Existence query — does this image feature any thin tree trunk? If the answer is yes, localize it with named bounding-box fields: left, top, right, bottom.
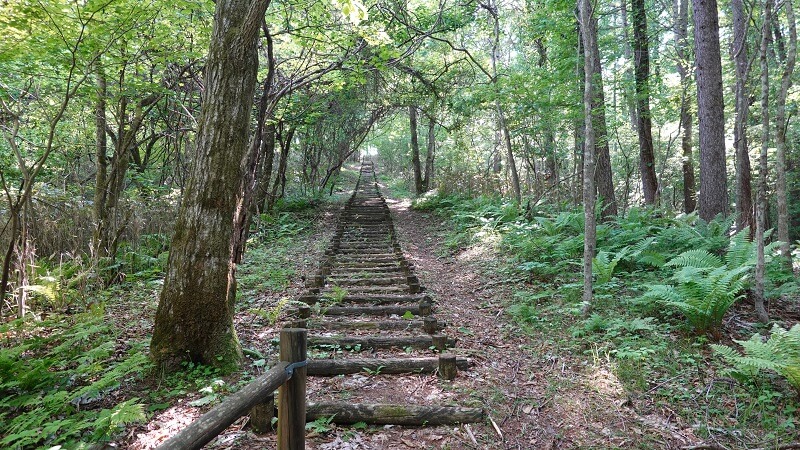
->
left=632, top=0, right=659, bottom=205
left=675, top=0, right=696, bottom=213
left=621, top=0, right=639, bottom=131
left=693, top=0, right=729, bottom=221
left=754, top=0, right=771, bottom=324
left=589, top=23, right=618, bottom=219
left=579, top=0, right=598, bottom=315
left=268, top=124, right=292, bottom=211
left=409, top=106, right=424, bottom=194
left=732, top=0, right=754, bottom=232
left=423, top=116, right=435, bottom=191
left=776, top=0, right=796, bottom=262
left=575, top=18, right=586, bottom=206
left=151, top=0, right=270, bottom=371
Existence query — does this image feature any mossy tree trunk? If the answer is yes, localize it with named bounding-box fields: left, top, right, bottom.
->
left=151, top=0, right=270, bottom=371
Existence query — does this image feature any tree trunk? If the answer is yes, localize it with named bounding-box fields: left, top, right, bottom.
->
left=423, top=115, right=435, bottom=191
left=499, top=108, right=521, bottom=203
left=409, top=106, right=424, bottom=194
left=776, top=0, right=796, bottom=262
left=621, top=0, right=639, bottom=131
left=574, top=18, right=586, bottom=206
left=92, top=67, right=110, bottom=258
left=754, top=0, right=771, bottom=324
left=732, top=0, right=754, bottom=232
left=151, top=0, right=269, bottom=371
left=675, top=0, right=696, bottom=213
left=693, top=0, right=729, bottom=221
left=588, top=18, right=618, bottom=219
left=579, top=0, right=598, bottom=315
left=632, top=0, right=659, bottom=205
left=268, top=124, right=293, bottom=210
left=256, top=122, right=277, bottom=211
left=486, top=0, right=521, bottom=203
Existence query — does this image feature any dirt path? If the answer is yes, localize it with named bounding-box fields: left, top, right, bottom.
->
left=383, top=191, right=701, bottom=449
left=128, top=165, right=697, bottom=449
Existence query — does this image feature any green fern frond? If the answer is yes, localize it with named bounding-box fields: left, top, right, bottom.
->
left=666, top=249, right=723, bottom=269
left=714, top=325, right=800, bottom=392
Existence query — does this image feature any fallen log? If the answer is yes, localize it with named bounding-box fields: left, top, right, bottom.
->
left=306, top=334, right=455, bottom=350
left=306, top=402, right=485, bottom=425
left=307, top=356, right=470, bottom=375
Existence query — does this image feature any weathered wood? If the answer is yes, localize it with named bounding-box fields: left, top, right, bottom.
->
left=308, top=318, right=445, bottom=332
left=249, top=394, right=274, bottom=434
left=320, top=304, right=422, bottom=316
left=154, top=362, right=290, bottom=450
left=431, top=334, right=449, bottom=350
left=307, top=357, right=470, bottom=375
left=438, top=354, right=458, bottom=380
left=419, top=301, right=432, bottom=316
left=306, top=402, right=485, bottom=425
left=307, top=334, right=455, bottom=350
left=278, top=329, right=306, bottom=450
left=423, top=317, right=438, bottom=334
left=325, top=276, right=408, bottom=286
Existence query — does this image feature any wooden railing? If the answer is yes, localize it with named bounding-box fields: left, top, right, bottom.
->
left=155, top=328, right=307, bottom=450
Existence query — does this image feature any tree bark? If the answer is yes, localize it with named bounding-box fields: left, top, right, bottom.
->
left=423, top=115, right=435, bottom=191
left=693, top=0, right=729, bottom=221
left=775, top=0, right=796, bottom=262
left=487, top=0, right=521, bottom=203
left=151, top=0, right=270, bottom=371
left=579, top=0, right=598, bottom=315
left=732, top=0, right=754, bottom=232
left=632, top=0, right=659, bottom=205
left=754, top=0, right=771, bottom=324
left=588, top=15, right=617, bottom=219
left=574, top=18, right=586, bottom=206
left=409, top=106, right=424, bottom=194
left=675, top=0, right=696, bottom=213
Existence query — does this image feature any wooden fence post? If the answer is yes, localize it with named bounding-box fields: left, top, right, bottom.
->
left=278, top=328, right=307, bottom=450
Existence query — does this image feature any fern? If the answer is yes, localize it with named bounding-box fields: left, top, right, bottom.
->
left=643, top=263, right=749, bottom=338
left=593, top=246, right=629, bottom=284
left=92, top=398, right=146, bottom=440
left=712, top=324, right=800, bottom=392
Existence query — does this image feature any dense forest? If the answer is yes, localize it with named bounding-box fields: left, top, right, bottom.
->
left=1, top=0, right=800, bottom=448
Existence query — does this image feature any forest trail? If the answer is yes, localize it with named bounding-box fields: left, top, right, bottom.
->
left=271, top=162, right=699, bottom=449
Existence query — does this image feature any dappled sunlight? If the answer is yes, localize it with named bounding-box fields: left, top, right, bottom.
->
left=129, top=406, right=201, bottom=450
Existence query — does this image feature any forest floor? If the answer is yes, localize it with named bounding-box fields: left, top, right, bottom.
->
left=113, top=164, right=798, bottom=450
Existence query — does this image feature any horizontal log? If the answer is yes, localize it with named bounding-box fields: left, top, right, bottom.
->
left=307, top=357, right=470, bottom=375
left=325, top=276, right=407, bottom=286
left=320, top=304, right=423, bottom=316
left=332, top=293, right=430, bottom=304
left=155, top=362, right=290, bottom=450
left=322, top=286, right=410, bottom=295
left=306, top=334, right=456, bottom=350
left=306, top=402, right=485, bottom=426
left=307, top=318, right=443, bottom=332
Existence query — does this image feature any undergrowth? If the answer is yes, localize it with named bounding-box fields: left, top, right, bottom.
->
left=413, top=193, right=800, bottom=447
left=0, top=309, right=151, bottom=448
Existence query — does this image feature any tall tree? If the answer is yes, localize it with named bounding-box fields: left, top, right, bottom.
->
left=693, top=0, right=729, bottom=221
left=754, top=0, right=771, bottom=323
left=151, top=0, right=270, bottom=370
left=579, top=0, right=598, bottom=314
left=632, top=0, right=659, bottom=204
left=485, top=0, right=521, bottom=203
left=732, top=0, right=754, bottom=231
left=587, top=12, right=617, bottom=218
left=409, top=106, right=425, bottom=194
left=675, top=0, right=696, bottom=212
left=775, top=0, right=796, bottom=262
